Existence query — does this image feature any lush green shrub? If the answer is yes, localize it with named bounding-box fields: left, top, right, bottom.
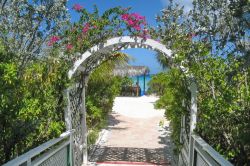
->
left=152, top=1, right=250, bottom=164
left=0, top=44, right=127, bottom=164
left=147, top=72, right=170, bottom=96
left=86, top=61, right=123, bottom=131
left=121, top=76, right=133, bottom=88
left=0, top=46, right=69, bottom=163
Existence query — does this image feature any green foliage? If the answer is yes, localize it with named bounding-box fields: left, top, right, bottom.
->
left=0, top=47, right=69, bottom=163
left=0, top=47, right=127, bottom=164
left=0, top=0, right=69, bottom=66
left=121, top=76, right=133, bottom=88
left=153, top=1, right=250, bottom=164
left=87, top=129, right=100, bottom=148
left=193, top=57, right=250, bottom=164
left=147, top=72, right=170, bottom=96
left=86, top=61, right=123, bottom=128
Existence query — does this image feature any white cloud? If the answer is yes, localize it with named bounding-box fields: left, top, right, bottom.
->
left=160, top=0, right=193, bottom=12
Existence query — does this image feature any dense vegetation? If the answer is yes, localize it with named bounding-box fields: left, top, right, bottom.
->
left=0, top=44, right=127, bottom=163
left=0, top=45, right=69, bottom=163
left=148, top=0, right=250, bottom=165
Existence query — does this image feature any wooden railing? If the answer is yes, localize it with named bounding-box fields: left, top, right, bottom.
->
left=179, top=115, right=233, bottom=166
left=189, top=134, right=233, bottom=166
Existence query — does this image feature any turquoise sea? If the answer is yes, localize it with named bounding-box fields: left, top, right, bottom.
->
left=131, top=75, right=152, bottom=95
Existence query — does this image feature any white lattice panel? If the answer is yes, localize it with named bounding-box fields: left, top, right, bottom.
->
left=39, top=146, right=68, bottom=166
left=196, top=152, right=209, bottom=166
left=67, top=83, right=84, bottom=166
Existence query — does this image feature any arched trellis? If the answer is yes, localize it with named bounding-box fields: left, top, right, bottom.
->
left=66, top=36, right=197, bottom=166
left=68, top=36, right=174, bottom=78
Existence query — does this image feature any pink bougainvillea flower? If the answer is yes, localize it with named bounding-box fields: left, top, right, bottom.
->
left=50, top=36, right=60, bottom=42
left=73, top=4, right=83, bottom=11
left=48, top=41, right=53, bottom=46
left=121, top=14, right=129, bottom=20
left=140, top=16, right=146, bottom=20
left=82, top=23, right=90, bottom=33
left=66, top=44, right=73, bottom=50
left=131, top=13, right=145, bottom=21
left=121, top=12, right=147, bottom=31
left=132, top=19, right=140, bottom=25
left=134, top=25, right=141, bottom=31
left=121, top=12, right=147, bottom=32
left=82, top=27, right=89, bottom=33
left=47, top=36, right=60, bottom=46
left=127, top=20, right=135, bottom=26
left=92, top=25, right=97, bottom=29
left=131, top=13, right=140, bottom=19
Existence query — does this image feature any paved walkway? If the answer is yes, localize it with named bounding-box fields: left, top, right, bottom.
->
left=89, top=96, right=173, bottom=166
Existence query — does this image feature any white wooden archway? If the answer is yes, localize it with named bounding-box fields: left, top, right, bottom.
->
left=66, top=36, right=197, bottom=166
left=68, top=36, right=173, bottom=79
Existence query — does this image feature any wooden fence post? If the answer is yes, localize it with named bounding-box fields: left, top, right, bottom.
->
left=189, top=81, right=197, bottom=166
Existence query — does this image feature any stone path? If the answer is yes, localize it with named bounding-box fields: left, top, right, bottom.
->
left=89, top=96, right=173, bottom=166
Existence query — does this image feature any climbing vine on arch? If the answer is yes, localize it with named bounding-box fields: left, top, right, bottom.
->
left=48, top=4, right=149, bottom=67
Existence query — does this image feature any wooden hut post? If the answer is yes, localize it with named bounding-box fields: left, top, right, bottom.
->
left=143, top=73, right=146, bottom=95
left=136, top=76, right=139, bottom=96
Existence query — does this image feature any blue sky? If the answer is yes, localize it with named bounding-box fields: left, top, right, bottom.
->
left=67, top=0, right=192, bottom=74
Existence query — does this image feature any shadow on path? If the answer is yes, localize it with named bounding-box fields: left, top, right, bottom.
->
left=89, top=146, right=170, bottom=165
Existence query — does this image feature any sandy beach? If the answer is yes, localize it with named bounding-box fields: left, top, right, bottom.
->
left=89, top=96, right=173, bottom=166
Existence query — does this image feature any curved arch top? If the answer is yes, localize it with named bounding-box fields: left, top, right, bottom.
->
left=68, top=36, right=173, bottom=79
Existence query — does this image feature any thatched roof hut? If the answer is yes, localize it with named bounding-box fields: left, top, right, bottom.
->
left=113, top=65, right=150, bottom=77
left=114, top=65, right=150, bottom=96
